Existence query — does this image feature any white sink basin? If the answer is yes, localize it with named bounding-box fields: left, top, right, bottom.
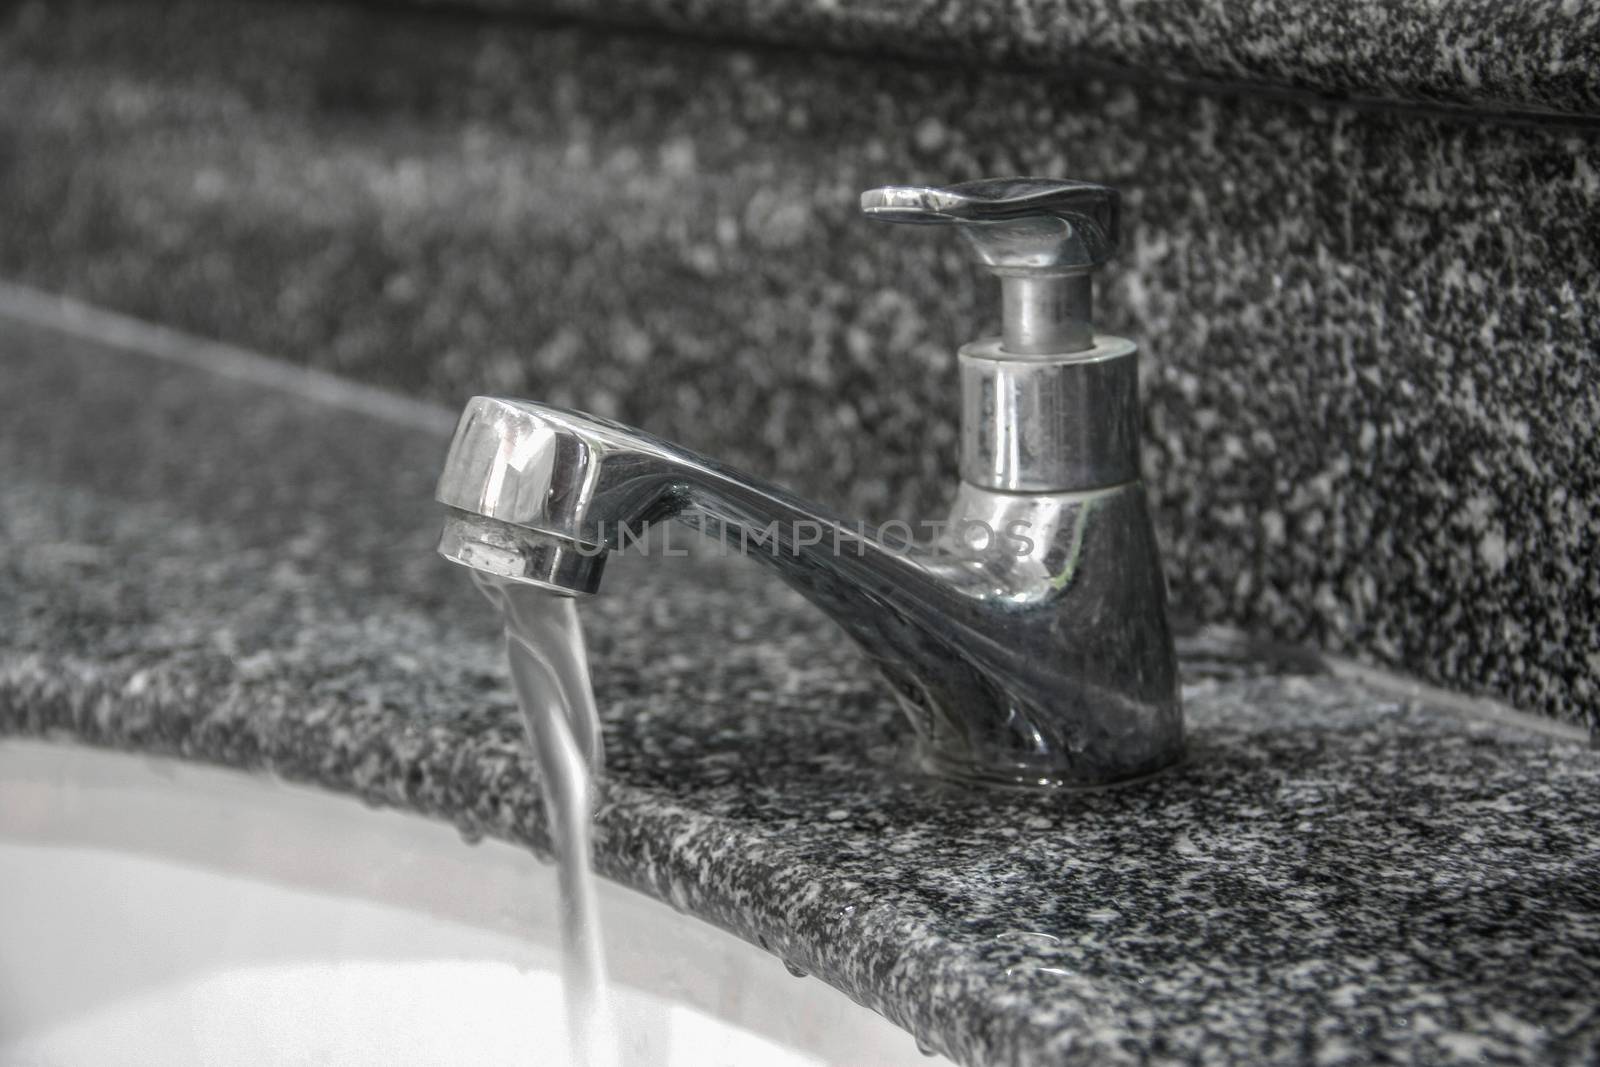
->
left=0, top=740, right=944, bottom=1067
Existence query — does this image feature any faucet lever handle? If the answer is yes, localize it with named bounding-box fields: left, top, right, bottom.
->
left=861, top=177, right=1119, bottom=354
left=859, top=177, right=1119, bottom=272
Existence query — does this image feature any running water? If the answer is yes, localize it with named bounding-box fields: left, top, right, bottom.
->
left=472, top=571, right=617, bottom=1067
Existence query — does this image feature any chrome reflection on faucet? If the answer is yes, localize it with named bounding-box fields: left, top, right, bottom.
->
left=435, top=178, right=1183, bottom=788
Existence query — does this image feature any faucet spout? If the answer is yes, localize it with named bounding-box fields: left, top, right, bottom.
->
left=436, top=396, right=1182, bottom=788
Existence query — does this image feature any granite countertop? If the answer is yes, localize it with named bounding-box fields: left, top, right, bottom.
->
left=392, top=0, right=1600, bottom=119
left=2, top=294, right=1598, bottom=1066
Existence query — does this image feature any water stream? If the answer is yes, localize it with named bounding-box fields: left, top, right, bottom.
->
left=473, top=572, right=617, bottom=1067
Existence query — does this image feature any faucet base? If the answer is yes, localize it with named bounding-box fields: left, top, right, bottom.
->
left=860, top=480, right=1185, bottom=789
left=915, top=744, right=1187, bottom=791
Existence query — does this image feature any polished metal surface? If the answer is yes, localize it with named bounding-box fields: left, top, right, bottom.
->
left=998, top=271, right=1093, bottom=354
left=958, top=336, right=1140, bottom=492
left=859, top=178, right=1119, bottom=270
left=436, top=394, right=1181, bottom=788
left=438, top=510, right=606, bottom=594
left=863, top=177, right=1119, bottom=355
left=865, top=175, right=1134, bottom=493
left=437, top=177, right=1182, bottom=788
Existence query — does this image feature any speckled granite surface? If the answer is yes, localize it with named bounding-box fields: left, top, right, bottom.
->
left=3, top=298, right=1599, bottom=1064
left=398, top=0, right=1600, bottom=119
left=2, top=2, right=1596, bottom=733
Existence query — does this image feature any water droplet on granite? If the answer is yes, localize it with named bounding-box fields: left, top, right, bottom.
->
left=995, top=930, right=1061, bottom=948
left=1003, top=963, right=1075, bottom=979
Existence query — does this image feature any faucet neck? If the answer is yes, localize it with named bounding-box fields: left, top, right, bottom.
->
left=996, top=269, right=1093, bottom=354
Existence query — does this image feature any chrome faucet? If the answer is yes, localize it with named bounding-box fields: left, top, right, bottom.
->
left=435, top=178, right=1182, bottom=788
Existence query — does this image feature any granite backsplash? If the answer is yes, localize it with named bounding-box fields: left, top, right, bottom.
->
left=394, top=0, right=1600, bottom=119
left=0, top=0, right=1595, bottom=734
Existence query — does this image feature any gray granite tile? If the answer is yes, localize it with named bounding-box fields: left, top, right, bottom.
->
left=3, top=300, right=1598, bottom=1065
left=396, top=0, right=1600, bottom=117
left=0, top=0, right=1596, bottom=737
